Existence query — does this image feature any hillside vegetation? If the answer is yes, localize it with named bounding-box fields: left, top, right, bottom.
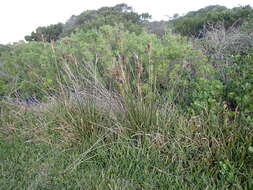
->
left=0, top=4, right=253, bottom=189
left=24, top=4, right=151, bottom=42
left=171, top=5, right=253, bottom=37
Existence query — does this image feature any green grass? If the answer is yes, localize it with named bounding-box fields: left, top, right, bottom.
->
left=1, top=97, right=252, bottom=189
left=0, top=133, right=231, bottom=190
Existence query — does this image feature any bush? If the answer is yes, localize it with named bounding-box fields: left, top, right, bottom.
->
left=172, top=5, right=253, bottom=37
left=198, top=23, right=253, bottom=117
left=0, top=26, right=219, bottom=113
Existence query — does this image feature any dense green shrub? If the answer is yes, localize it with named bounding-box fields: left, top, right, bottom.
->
left=197, top=23, right=253, bottom=117
left=0, top=42, right=59, bottom=99
left=227, top=53, right=253, bottom=116
left=0, top=25, right=220, bottom=113
left=60, top=26, right=221, bottom=112
left=25, top=23, right=63, bottom=42
left=171, top=5, right=253, bottom=37
left=24, top=4, right=151, bottom=42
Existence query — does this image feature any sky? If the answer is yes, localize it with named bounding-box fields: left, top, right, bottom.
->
left=0, top=0, right=253, bottom=44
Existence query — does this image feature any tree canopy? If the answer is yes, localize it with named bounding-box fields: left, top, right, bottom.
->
left=25, top=23, right=63, bottom=42
left=25, top=4, right=151, bottom=42
left=171, top=5, right=253, bottom=37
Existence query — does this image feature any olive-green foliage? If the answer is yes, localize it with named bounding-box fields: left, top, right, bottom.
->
left=1, top=5, right=253, bottom=189
left=0, top=42, right=59, bottom=99
left=24, top=4, right=151, bottom=43
left=25, top=23, right=63, bottom=42
left=197, top=24, right=253, bottom=117
left=227, top=53, right=253, bottom=116
left=62, top=3, right=151, bottom=36
left=172, top=5, right=253, bottom=37
left=1, top=11, right=252, bottom=117
left=1, top=25, right=218, bottom=112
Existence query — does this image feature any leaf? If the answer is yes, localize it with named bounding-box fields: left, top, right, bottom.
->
left=248, top=146, right=253, bottom=153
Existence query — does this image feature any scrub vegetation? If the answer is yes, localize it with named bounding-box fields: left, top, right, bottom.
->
left=0, top=3, right=253, bottom=189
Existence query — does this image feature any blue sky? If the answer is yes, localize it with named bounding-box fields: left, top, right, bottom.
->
left=0, top=0, right=253, bottom=44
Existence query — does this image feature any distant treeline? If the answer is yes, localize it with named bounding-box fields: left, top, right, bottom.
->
left=24, top=4, right=151, bottom=42
left=23, top=4, right=253, bottom=43
left=171, top=5, right=253, bottom=37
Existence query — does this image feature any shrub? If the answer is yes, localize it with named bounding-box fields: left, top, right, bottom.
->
left=198, top=23, right=253, bottom=117
left=0, top=26, right=221, bottom=114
